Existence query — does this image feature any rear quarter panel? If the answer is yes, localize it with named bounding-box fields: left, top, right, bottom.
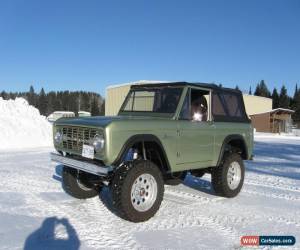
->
left=213, top=122, right=253, bottom=166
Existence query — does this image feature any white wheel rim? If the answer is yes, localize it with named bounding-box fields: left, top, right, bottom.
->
left=227, top=161, right=242, bottom=190
left=131, top=173, right=158, bottom=212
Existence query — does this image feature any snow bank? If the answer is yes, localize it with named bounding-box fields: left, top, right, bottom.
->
left=255, top=132, right=300, bottom=140
left=0, top=97, right=52, bottom=150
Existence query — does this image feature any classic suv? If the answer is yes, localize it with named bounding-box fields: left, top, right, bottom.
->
left=51, top=82, right=253, bottom=222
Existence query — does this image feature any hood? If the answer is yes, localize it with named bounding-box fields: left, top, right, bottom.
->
left=54, top=115, right=167, bottom=128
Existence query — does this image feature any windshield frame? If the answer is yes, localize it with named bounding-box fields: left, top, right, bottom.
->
left=118, top=86, right=184, bottom=118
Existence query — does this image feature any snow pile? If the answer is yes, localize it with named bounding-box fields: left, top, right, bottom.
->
left=0, top=97, right=52, bottom=150
left=255, top=131, right=300, bottom=139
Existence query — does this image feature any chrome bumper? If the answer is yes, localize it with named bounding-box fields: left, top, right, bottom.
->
left=50, top=152, right=113, bottom=176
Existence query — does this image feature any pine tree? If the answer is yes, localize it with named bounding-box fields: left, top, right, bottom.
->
left=271, top=88, right=279, bottom=109
left=38, top=88, right=48, bottom=115
left=91, top=97, right=100, bottom=116
left=292, top=84, right=300, bottom=122
left=290, top=84, right=298, bottom=109
left=235, top=85, right=240, bottom=91
left=278, top=85, right=290, bottom=109
left=0, top=91, right=8, bottom=99
left=294, top=84, right=298, bottom=99
left=248, top=86, right=252, bottom=95
left=100, top=100, right=105, bottom=115
left=254, top=83, right=261, bottom=96
left=27, top=85, right=36, bottom=106
left=254, top=80, right=271, bottom=97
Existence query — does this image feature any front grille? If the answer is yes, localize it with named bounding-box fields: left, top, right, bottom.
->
left=60, top=126, right=98, bottom=152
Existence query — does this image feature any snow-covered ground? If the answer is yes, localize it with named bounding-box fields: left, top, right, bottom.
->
left=0, top=98, right=52, bottom=150
left=0, top=135, right=299, bottom=250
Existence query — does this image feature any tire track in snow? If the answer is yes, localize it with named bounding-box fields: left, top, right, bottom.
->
left=243, top=188, right=300, bottom=202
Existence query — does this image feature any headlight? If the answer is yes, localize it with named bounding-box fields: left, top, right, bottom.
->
left=54, top=131, right=63, bottom=144
left=92, top=134, right=105, bottom=152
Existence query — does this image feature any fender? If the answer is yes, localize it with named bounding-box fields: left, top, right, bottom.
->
left=112, top=134, right=172, bottom=172
left=216, top=134, right=248, bottom=166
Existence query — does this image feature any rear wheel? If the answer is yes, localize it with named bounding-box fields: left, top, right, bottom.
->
left=211, top=153, right=245, bottom=197
left=111, top=160, right=164, bottom=222
left=62, top=166, right=99, bottom=199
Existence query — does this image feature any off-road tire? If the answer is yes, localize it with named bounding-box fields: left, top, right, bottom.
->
left=111, top=160, right=164, bottom=222
left=211, top=153, right=245, bottom=198
left=62, top=166, right=99, bottom=199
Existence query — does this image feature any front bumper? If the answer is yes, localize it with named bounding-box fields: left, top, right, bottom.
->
left=50, top=152, right=113, bottom=176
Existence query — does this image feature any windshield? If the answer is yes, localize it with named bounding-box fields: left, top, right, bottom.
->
left=120, top=87, right=183, bottom=114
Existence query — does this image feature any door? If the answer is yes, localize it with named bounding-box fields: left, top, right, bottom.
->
left=176, top=87, right=215, bottom=170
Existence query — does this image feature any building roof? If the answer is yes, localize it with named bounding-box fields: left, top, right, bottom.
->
left=250, top=108, right=295, bottom=116
left=242, top=93, right=273, bottom=101
left=106, top=80, right=168, bottom=89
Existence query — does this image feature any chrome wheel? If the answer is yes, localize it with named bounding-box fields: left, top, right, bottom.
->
left=227, top=161, right=242, bottom=190
left=131, top=173, right=158, bottom=212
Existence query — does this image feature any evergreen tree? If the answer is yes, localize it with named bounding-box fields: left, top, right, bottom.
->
left=290, top=84, right=299, bottom=109
left=254, top=83, right=260, bottom=96
left=271, top=88, right=279, bottom=109
left=100, top=100, right=105, bottom=115
left=38, top=88, right=48, bottom=115
left=0, top=91, right=8, bottom=99
left=248, top=86, right=252, bottom=95
left=68, top=92, right=79, bottom=114
left=294, top=84, right=298, bottom=99
left=27, top=85, right=36, bottom=106
left=235, top=85, right=240, bottom=91
left=91, top=97, right=100, bottom=116
left=254, top=80, right=271, bottom=97
left=278, top=85, right=290, bottom=109
left=292, top=84, right=300, bottom=122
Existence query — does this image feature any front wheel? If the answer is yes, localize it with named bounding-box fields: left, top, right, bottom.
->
left=111, top=160, right=164, bottom=222
left=211, top=153, right=245, bottom=198
left=62, top=166, right=99, bottom=199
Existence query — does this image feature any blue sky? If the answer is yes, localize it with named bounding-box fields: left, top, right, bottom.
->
left=0, top=0, right=299, bottom=97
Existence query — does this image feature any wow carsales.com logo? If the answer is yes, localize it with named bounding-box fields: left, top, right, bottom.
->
left=241, top=236, right=296, bottom=246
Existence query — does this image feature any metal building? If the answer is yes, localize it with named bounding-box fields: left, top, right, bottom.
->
left=105, top=81, right=274, bottom=118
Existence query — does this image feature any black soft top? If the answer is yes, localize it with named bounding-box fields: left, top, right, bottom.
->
left=130, top=81, right=250, bottom=123
left=130, top=81, right=241, bottom=94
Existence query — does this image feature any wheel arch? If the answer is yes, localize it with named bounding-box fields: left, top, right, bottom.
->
left=217, top=134, right=248, bottom=166
left=112, top=134, right=172, bottom=173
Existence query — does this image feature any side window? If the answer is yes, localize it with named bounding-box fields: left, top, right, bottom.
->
left=212, top=93, right=226, bottom=116
left=179, top=88, right=210, bottom=121
left=222, top=93, right=243, bottom=117
left=212, top=91, right=246, bottom=121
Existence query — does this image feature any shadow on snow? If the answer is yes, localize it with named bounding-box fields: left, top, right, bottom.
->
left=24, top=217, right=80, bottom=250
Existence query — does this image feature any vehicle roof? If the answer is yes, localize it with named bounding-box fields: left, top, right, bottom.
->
left=130, top=81, right=241, bottom=93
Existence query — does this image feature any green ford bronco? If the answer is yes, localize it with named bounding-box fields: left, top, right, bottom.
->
left=51, top=82, right=253, bottom=222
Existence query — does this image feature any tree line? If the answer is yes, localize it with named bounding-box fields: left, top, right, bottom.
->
left=0, top=86, right=105, bottom=116
left=248, top=80, right=300, bottom=123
